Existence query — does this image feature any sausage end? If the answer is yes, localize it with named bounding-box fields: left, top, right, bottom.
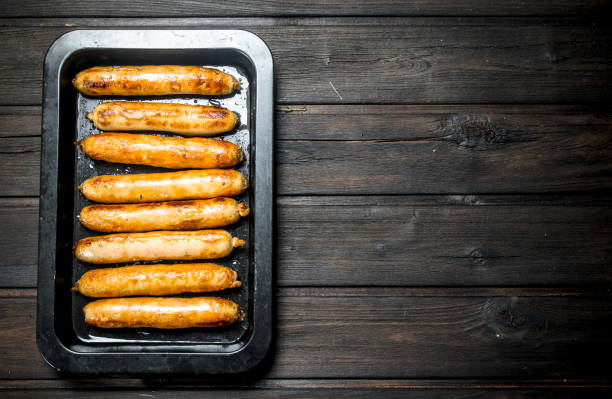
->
left=238, top=202, right=250, bottom=217
left=232, top=237, right=245, bottom=248
left=229, top=112, right=240, bottom=130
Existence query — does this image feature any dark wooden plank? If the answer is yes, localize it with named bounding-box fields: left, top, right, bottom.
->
left=276, top=293, right=611, bottom=378
left=0, top=107, right=41, bottom=196
left=2, top=289, right=612, bottom=379
left=276, top=104, right=612, bottom=194
left=1, top=18, right=611, bottom=105
left=0, top=107, right=40, bottom=138
left=278, top=287, right=612, bottom=297
left=2, top=388, right=612, bottom=398
left=279, top=136, right=612, bottom=193
left=0, top=137, right=40, bottom=197
left=0, top=199, right=38, bottom=287
left=277, top=195, right=612, bottom=286
left=2, top=104, right=611, bottom=196
left=2, top=195, right=611, bottom=287
left=0, top=0, right=608, bottom=17
left=2, top=378, right=611, bottom=390
left=276, top=104, right=612, bottom=140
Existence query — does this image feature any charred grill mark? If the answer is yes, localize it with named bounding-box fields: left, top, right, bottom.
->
left=194, top=75, right=223, bottom=92
left=86, top=204, right=125, bottom=212
left=207, top=110, right=230, bottom=119
left=120, top=80, right=141, bottom=91
left=83, top=80, right=109, bottom=89
left=173, top=219, right=207, bottom=230
left=210, top=120, right=225, bottom=128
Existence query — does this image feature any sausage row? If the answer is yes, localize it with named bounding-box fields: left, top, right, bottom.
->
left=74, top=66, right=249, bottom=329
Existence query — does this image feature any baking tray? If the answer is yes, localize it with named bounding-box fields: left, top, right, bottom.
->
left=37, top=30, right=273, bottom=374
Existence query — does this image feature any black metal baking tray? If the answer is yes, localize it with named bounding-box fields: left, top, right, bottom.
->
left=37, top=30, right=273, bottom=374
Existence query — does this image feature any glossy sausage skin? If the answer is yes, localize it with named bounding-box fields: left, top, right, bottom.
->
left=87, top=102, right=239, bottom=136
left=78, top=169, right=248, bottom=203
left=84, top=297, right=242, bottom=328
left=73, top=65, right=241, bottom=96
left=73, top=263, right=241, bottom=297
left=80, top=132, right=244, bottom=169
left=74, top=230, right=245, bottom=264
left=80, top=198, right=250, bottom=233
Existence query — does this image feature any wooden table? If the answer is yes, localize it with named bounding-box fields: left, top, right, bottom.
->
left=1, top=1, right=611, bottom=397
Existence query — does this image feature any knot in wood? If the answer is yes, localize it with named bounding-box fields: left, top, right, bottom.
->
left=462, top=195, right=480, bottom=205
left=482, top=297, right=547, bottom=338
left=445, top=115, right=506, bottom=150
left=470, top=248, right=488, bottom=266
left=375, top=243, right=386, bottom=251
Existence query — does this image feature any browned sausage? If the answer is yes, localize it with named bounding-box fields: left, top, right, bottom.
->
left=73, top=65, right=240, bottom=96
left=84, top=297, right=242, bottom=328
left=78, top=169, right=248, bottom=203
left=87, top=102, right=238, bottom=136
left=73, top=263, right=241, bottom=297
left=79, top=198, right=249, bottom=233
left=79, top=132, right=244, bottom=169
left=74, top=230, right=245, bottom=264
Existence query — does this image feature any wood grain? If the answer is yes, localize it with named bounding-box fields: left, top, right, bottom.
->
left=2, top=388, right=612, bottom=398
left=2, top=105, right=611, bottom=196
left=0, top=199, right=38, bottom=287
left=2, top=289, right=612, bottom=379
left=0, top=0, right=608, bottom=17
left=276, top=104, right=612, bottom=140
left=2, top=194, right=610, bottom=287
left=2, top=378, right=611, bottom=390
left=276, top=195, right=612, bottom=286
left=1, top=18, right=611, bottom=104
left=276, top=105, right=612, bottom=194
left=0, top=107, right=40, bottom=138
left=0, top=8, right=610, bottom=393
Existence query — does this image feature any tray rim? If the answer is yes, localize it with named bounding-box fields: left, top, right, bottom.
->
left=37, top=29, right=274, bottom=374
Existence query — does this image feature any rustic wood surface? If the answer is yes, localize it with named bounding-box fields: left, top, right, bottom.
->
left=0, top=2, right=611, bottom=397
left=2, top=289, right=612, bottom=380
left=1, top=1, right=610, bottom=17
left=1, top=18, right=612, bottom=105
left=3, top=105, right=612, bottom=196
left=2, top=195, right=612, bottom=287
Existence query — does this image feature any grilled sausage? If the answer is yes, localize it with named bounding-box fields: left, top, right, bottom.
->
left=74, top=230, right=245, bottom=264
left=73, top=65, right=241, bottom=96
left=73, top=263, right=241, bottom=297
left=78, top=169, right=248, bottom=203
left=79, top=132, right=244, bottom=169
left=84, top=297, right=242, bottom=328
left=87, top=101, right=238, bottom=136
left=79, top=198, right=250, bottom=233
